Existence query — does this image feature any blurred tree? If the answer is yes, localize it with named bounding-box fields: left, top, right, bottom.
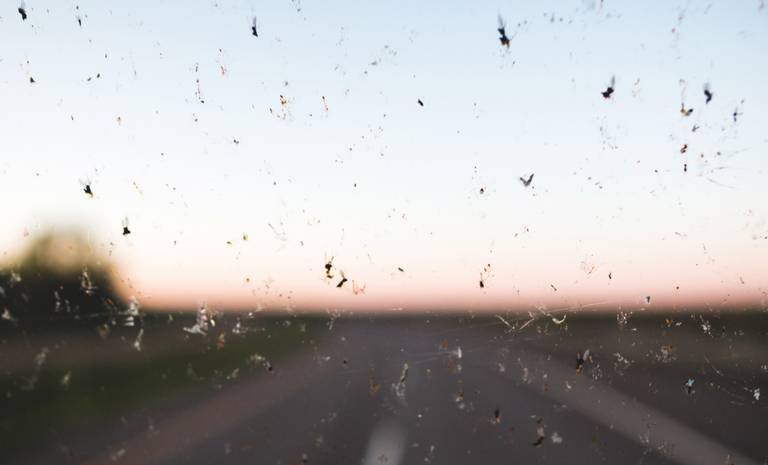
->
left=0, top=229, right=127, bottom=333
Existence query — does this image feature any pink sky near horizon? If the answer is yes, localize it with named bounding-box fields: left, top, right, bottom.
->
left=110, top=235, right=767, bottom=312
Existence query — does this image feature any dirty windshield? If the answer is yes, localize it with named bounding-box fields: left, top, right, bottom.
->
left=1, top=1, right=767, bottom=465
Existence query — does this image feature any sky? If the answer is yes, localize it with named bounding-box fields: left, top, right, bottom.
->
left=0, top=0, right=767, bottom=312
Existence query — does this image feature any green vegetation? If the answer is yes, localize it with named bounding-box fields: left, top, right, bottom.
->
left=0, top=314, right=326, bottom=458
left=0, top=230, right=327, bottom=458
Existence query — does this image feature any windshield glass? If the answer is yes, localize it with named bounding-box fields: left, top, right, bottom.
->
left=1, top=1, right=766, bottom=465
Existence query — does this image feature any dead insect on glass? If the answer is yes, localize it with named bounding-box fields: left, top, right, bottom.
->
left=398, top=363, right=409, bottom=384
left=684, top=378, right=695, bottom=395
left=352, top=280, right=366, bottom=295
left=79, top=178, right=94, bottom=197
left=519, top=173, right=534, bottom=187
left=576, top=349, right=590, bottom=373
left=336, top=270, right=348, bottom=288
left=601, top=76, right=615, bottom=99
left=492, top=408, right=502, bottom=425
left=497, top=15, right=510, bottom=48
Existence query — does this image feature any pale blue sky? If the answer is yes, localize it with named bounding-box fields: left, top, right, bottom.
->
left=0, top=0, right=766, bottom=310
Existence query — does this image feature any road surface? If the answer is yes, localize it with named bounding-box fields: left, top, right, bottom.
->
left=3, top=313, right=767, bottom=465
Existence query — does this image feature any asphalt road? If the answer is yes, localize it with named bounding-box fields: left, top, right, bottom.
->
left=4, top=312, right=767, bottom=465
